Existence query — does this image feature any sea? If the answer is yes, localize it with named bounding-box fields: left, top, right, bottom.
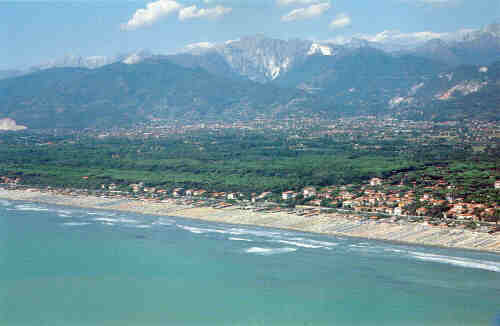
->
left=1, top=199, right=499, bottom=326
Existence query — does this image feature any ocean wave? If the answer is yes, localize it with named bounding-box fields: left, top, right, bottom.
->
left=384, top=248, right=406, bottom=254
left=93, top=217, right=139, bottom=224
left=131, top=224, right=151, bottom=229
left=349, top=244, right=371, bottom=248
left=177, top=225, right=213, bottom=234
left=14, top=204, right=49, bottom=212
left=152, top=218, right=174, bottom=226
left=408, top=251, right=500, bottom=273
left=61, top=222, right=91, bottom=226
left=177, top=224, right=236, bottom=235
left=274, top=240, right=323, bottom=249
left=176, top=224, right=290, bottom=240
left=244, top=247, right=297, bottom=256
left=227, top=227, right=288, bottom=238
left=228, top=237, right=253, bottom=242
left=289, top=237, right=338, bottom=248
left=0, top=199, right=11, bottom=206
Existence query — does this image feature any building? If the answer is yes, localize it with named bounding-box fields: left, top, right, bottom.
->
left=303, top=187, right=317, bottom=198
left=370, top=178, right=383, bottom=186
left=173, top=188, right=185, bottom=197
left=282, top=191, right=298, bottom=200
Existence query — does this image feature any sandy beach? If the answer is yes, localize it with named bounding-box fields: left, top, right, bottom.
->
left=1, top=188, right=499, bottom=253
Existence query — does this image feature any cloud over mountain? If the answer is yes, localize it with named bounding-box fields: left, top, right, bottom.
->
left=122, top=0, right=232, bottom=30
left=281, top=2, right=330, bottom=22
left=329, top=13, right=351, bottom=29
left=178, top=5, right=232, bottom=21
left=122, top=0, right=182, bottom=30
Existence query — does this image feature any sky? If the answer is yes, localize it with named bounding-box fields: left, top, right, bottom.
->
left=2, top=0, right=499, bottom=69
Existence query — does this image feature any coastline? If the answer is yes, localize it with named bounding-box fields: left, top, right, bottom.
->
left=1, top=188, right=499, bottom=254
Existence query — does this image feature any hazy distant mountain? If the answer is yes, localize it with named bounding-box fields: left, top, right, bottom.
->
left=182, top=35, right=341, bottom=82
left=0, top=70, right=23, bottom=80
left=1, top=50, right=154, bottom=80
left=1, top=27, right=499, bottom=130
left=162, top=52, right=241, bottom=80
left=0, top=58, right=308, bottom=129
left=274, top=47, right=447, bottom=111
left=409, top=23, right=500, bottom=66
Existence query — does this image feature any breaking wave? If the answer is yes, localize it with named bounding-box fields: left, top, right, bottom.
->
left=244, top=247, right=297, bottom=256
left=409, top=251, right=500, bottom=273
left=229, top=237, right=253, bottom=242
left=62, top=222, right=91, bottom=226
left=14, top=204, right=49, bottom=212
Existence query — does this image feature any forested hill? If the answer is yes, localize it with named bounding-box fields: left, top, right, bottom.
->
left=0, top=58, right=308, bottom=129
left=1, top=51, right=499, bottom=130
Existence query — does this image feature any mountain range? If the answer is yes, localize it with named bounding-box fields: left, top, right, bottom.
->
left=0, top=23, right=499, bottom=130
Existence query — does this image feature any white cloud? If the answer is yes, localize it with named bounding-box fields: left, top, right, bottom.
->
left=179, top=5, right=232, bottom=21
left=329, top=13, right=351, bottom=29
left=121, top=0, right=182, bottom=31
left=358, top=30, right=447, bottom=44
left=281, top=2, right=330, bottom=22
left=277, top=0, right=321, bottom=6
left=122, top=1, right=232, bottom=30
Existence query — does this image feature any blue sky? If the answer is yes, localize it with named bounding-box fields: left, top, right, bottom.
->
left=2, top=0, right=499, bottom=69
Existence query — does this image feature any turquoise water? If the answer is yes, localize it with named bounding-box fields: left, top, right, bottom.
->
left=1, top=200, right=499, bottom=326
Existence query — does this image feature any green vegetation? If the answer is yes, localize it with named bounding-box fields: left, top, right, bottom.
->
left=0, top=127, right=497, bottom=205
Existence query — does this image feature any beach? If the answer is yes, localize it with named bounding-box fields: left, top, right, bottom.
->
left=1, top=188, right=499, bottom=253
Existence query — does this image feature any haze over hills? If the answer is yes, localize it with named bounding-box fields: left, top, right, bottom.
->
left=3, top=22, right=500, bottom=82
left=0, top=58, right=309, bottom=129
left=0, top=22, right=499, bottom=130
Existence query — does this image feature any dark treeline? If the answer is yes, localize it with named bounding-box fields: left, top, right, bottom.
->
left=0, top=130, right=497, bottom=200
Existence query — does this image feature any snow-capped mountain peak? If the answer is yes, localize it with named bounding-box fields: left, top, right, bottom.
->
left=308, top=43, right=333, bottom=56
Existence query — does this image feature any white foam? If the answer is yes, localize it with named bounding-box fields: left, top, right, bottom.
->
left=177, top=224, right=234, bottom=235
left=93, top=217, right=139, bottom=224
left=14, top=204, right=49, bottom=212
left=176, top=224, right=290, bottom=239
left=152, top=218, right=174, bottom=226
left=245, top=247, right=297, bottom=256
left=93, top=217, right=118, bottom=223
left=384, top=248, right=405, bottom=254
left=275, top=240, right=323, bottom=249
left=62, top=222, right=91, bottom=226
left=409, top=251, right=500, bottom=273
left=229, top=237, right=253, bottom=242
left=177, top=225, right=208, bottom=234
left=289, top=237, right=338, bottom=247
left=228, top=227, right=287, bottom=238
left=349, top=244, right=369, bottom=248
left=132, top=224, right=151, bottom=229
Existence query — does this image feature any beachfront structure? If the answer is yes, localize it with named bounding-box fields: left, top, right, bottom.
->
left=282, top=191, right=298, bottom=200
left=303, top=187, right=317, bottom=198
left=193, top=189, right=207, bottom=196
left=252, top=191, right=272, bottom=202
left=227, top=193, right=242, bottom=200
left=173, top=188, right=185, bottom=197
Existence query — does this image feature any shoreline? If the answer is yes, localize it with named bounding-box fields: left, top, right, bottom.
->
left=1, top=188, right=499, bottom=254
